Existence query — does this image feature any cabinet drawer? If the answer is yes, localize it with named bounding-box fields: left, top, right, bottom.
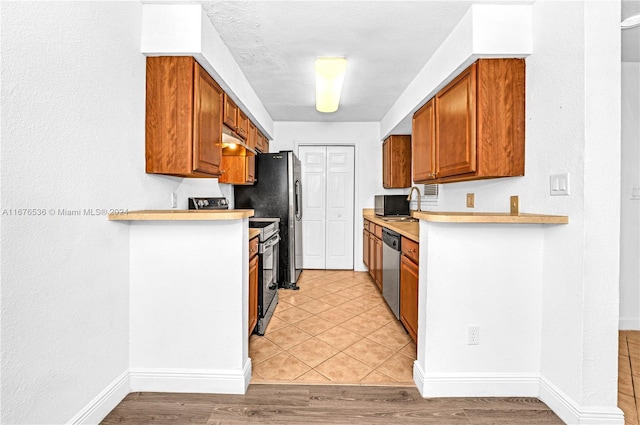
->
left=363, top=219, right=370, bottom=232
left=374, top=224, right=383, bottom=239
left=249, top=236, right=259, bottom=259
left=402, top=237, right=419, bottom=264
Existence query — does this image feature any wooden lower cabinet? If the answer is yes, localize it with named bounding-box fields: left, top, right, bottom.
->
left=248, top=237, right=259, bottom=335
left=400, top=237, right=419, bottom=343
left=363, top=228, right=370, bottom=269
left=368, top=232, right=376, bottom=281
left=374, top=236, right=383, bottom=291
left=400, top=254, right=418, bottom=342
left=362, top=221, right=385, bottom=293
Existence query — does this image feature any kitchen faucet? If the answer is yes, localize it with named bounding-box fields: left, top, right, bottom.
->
left=407, top=186, right=422, bottom=212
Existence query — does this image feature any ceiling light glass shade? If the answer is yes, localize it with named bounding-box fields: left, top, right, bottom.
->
left=621, top=14, right=640, bottom=29
left=315, top=57, right=347, bottom=113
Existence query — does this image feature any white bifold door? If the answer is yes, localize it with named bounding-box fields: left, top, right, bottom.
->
left=299, top=145, right=355, bottom=270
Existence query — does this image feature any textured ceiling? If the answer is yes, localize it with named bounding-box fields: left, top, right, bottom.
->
left=203, top=1, right=638, bottom=122
left=202, top=1, right=473, bottom=122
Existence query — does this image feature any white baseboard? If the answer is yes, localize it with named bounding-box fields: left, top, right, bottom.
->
left=619, top=317, right=640, bottom=330
left=413, top=362, right=538, bottom=397
left=67, top=370, right=130, bottom=425
left=413, top=364, right=623, bottom=424
left=130, top=359, right=252, bottom=394
left=539, top=375, right=624, bottom=425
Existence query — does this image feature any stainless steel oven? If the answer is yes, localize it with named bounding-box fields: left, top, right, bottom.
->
left=249, top=218, right=280, bottom=335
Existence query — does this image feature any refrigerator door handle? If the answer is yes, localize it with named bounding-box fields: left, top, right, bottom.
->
left=295, top=179, right=302, bottom=221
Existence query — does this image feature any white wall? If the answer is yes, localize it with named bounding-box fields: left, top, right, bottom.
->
left=416, top=223, right=543, bottom=397
left=272, top=121, right=406, bottom=272
left=0, top=2, right=225, bottom=423
left=620, top=61, right=640, bottom=329
left=408, top=1, right=621, bottom=421
left=129, top=220, right=250, bottom=394
left=141, top=4, right=274, bottom=138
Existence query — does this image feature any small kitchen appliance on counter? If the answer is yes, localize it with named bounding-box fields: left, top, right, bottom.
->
left=374, top=194, right=410, bottom=217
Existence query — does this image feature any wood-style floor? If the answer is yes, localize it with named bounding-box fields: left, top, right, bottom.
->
left=101, top=384, right=563, bottom=424
left=619, top=331, right=640, bottom=424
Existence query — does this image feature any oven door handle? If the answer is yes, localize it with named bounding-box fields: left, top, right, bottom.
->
left=260, top=233, right=280, bottom=252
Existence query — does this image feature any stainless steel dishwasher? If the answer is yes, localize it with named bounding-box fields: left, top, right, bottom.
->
left=382, top=228, right=402, bottom=319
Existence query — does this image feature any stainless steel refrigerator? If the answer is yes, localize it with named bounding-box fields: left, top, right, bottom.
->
left=234, top=151, right=302, bottom=289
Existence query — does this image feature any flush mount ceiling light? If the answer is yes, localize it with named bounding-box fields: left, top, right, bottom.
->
left=622, top=14, right=640, bottom=29
left=315, top=57, right=347, bottom=113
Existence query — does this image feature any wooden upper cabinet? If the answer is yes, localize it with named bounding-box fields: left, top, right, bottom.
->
left=436, top=63, right=477, bottom=178
left=412, top=99, right=436, bottom=182
left=412, top=58, right=525, bottom=184
left=382, top=135, right=412, bottom=188
left=223, top=94, right=238, bottom=129
left=218, top=153, right=255, bottom=185
left=146, top=56, right=223, bottom=177
left=256, top=132, right=269, bottom=153
left=223, top=94, right=249, bottom=140
left=248, top=122, right=257, bottom=150
left=236, top=110, right=249, bottom=140
left=193, top=64, right=224, bottom=175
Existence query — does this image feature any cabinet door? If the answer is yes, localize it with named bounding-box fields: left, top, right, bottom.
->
left=374, top=236, right=383, bottom=291
left=256, top=132, right=269, bottom=153
left=412, top=99, right=436, bottom=182
left=383, top=136, right=411, bottom=188
left=237, top=110, right=248, bottom=140
left=436, top=63, right=477, bottom=178
left=382, top=138, right=391, bottom=188
left=368, top=232, right=376, bottom=281
left=363, top=229, right=370, bottom=269
left=248, top=253, right=258, bottom=335
left=248, top=122, right=257, bottom=150
left=246, top=154, right=255, bottom=183
left=192, top=63, right=223, bottom=175
left=400, top=255, right=418, bottom=342
left=223, top=94, right=238, bottom=129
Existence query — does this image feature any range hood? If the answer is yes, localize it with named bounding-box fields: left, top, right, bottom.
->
left=222, top=125, right=256, bottom=155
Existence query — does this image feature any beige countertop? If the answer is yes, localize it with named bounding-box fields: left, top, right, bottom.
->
left=363, top=210, right=420, bottom=242
left=412, top=211, right=569, bottom=224
left=364, top=208, right=569, bottom=243
left=108, top=209, right=254, bottom=221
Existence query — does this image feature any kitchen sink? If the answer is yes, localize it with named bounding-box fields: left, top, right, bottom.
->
left=379, top=216, right=418, bottom=223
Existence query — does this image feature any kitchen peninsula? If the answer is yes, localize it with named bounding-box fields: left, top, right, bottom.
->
left=109, top=209, right=255, bottom=394
left=363, top=208, right=569, bottom=398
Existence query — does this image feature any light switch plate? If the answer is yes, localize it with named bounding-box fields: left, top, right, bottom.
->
left=550, top=173, right=570, bottom=196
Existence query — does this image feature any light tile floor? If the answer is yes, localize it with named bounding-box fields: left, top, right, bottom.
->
left=620, top=331, right=640, bottom=424
left=250, top=269, right=416, bottom=385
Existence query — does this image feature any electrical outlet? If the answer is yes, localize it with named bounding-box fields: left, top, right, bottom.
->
left=510, top=196, right=519, bottom=215
left=466, top=193, right=475, bottom=208
left=171, top=193, right=178, bottom=208
left=467, top=325, right=480, bottom=345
